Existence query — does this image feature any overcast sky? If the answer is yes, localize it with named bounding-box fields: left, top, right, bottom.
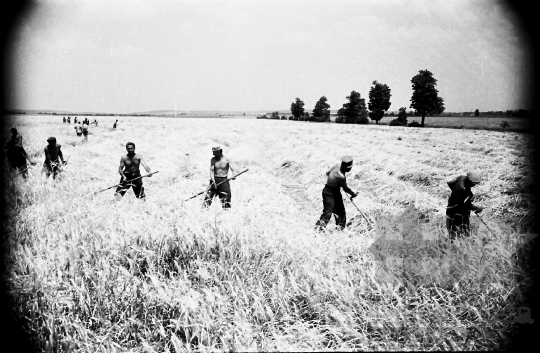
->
left=4, top=0, right=534, bottom=113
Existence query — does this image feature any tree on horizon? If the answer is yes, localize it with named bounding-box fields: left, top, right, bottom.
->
left=290, top=98, right=305, bottom=118
left=410, top=70, right=445, bottom=127
left=368, top=81, right=392, bottom=124
left=337, top=91, right=368, bottom=124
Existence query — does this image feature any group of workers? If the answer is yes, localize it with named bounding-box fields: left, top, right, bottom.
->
left=4, top=123, right=483, bottom=241
left=314, top=156, right=484, bottom=240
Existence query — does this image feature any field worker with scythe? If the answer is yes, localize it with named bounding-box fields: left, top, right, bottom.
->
left=81, top=121, right=89, bottom=141
left=5, top=128, right=37, bottom=178
left=315, top=156, right=358, bottom=231
left=114, top=142, right=152, bottom=201
left=446, top=170, right=484, bottom=240
left=42, top=137, right=66, bottom=180
left=74, top=122, right=82, bottom=136
left=203, top=146, right=236, bottom=209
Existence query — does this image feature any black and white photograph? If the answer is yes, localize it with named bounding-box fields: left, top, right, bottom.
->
left=1, top=0, right=538, bottom=351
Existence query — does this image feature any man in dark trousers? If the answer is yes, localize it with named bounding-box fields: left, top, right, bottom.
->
left=204, top=146, right=236, bottom=209
left=5, top=128, right=37, bottom=178
left=114, top=142, right=152, bottom=200
left=81, top=122, right=89, bottom=141
left=446, top=170, right=484, bottom=240
left=42, top=137, right=66, bottom=179
left=113, top=120, right=118, bottom=129
left=315, top=156, right=358, bottom=231
left=63, top=117, right=66, bottom=123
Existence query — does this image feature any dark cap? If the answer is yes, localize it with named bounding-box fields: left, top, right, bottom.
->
left=341, top=156, right=353, bottom=167
left=47, top=137, right=56, bottom=142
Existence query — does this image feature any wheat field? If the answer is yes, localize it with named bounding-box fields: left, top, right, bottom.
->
left=2, top=115, right=536, bottom=351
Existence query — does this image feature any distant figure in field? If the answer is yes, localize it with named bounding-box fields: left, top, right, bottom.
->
left=82, top=122, right=89, bottom=141
left=63, top=117, right=66, bottom=123
left=114, top=142, right=152, bottom=200
left=446, top=171, right=484, bottom=240
left=92, top=119, right=98, bottom=126
left=42, top=137, right=66, bottom=180
left=315, top=156, right=358, bottom=231
left=74, top=117, right=77, bottom=124
left=67, top=116, right=71, bottom=124
left=74, top=122, right=82, bottom=136
left=113, top=120, right=118, bottom=129
left=5, top=128, right=37, bottom=178
left=203, top=146, right=236, bottom=209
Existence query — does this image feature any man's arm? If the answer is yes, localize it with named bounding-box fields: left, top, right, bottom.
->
left=44, top=147, right=50, bottom=163
left=209, top=158, right=216, bottom=185
left=118, top=157, right=126, bottom=179
left=228, top=157, right=235, bottom=179
left=139, top=155, right=152, bottom=176
left=471, top=203, right=483, bottom=213
left=339, top=176, right=357, bottom=197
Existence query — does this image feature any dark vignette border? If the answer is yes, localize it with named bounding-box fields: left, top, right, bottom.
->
left=0, top=0, right=537, bottom=351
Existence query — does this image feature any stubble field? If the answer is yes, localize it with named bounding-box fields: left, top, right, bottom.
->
left=2, top=115, right=536, bottom=351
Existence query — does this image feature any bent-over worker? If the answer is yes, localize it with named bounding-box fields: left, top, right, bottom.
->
left=446, top=170, right=484, bottom=240
left=315, top=156, right=358, bottom=231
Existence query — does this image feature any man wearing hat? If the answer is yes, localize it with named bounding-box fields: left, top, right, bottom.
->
left=42, top=137, right=66, bottom=179
left=315, top=156, right=358, bottom=231
left=114, top=142, right=152, bottom=200
left=203, top=146, right=236, bottom=209
left=446, top=170, right=484, bottom=240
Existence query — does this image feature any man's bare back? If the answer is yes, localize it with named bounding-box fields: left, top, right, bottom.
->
left=325, top=163, right=356, bottom=196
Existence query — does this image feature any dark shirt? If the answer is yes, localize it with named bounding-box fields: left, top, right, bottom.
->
left=446, top=175, right=480, bottom=216
left=11, top=134, right=23, bottom=147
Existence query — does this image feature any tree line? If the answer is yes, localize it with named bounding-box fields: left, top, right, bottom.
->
left=259, top=69, right=446, bottom=127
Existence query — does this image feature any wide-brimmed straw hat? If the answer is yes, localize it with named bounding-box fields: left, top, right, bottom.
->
left=212, top=146, right=222, bottom=152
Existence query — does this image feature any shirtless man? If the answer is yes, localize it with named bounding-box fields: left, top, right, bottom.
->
left=315, top=156, right=358, bottom=231
left=203, top=146, right=236, bottom=209
left=114, top=142, right=152, bottom=200
left=42, top=137, right=66, bottom=180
